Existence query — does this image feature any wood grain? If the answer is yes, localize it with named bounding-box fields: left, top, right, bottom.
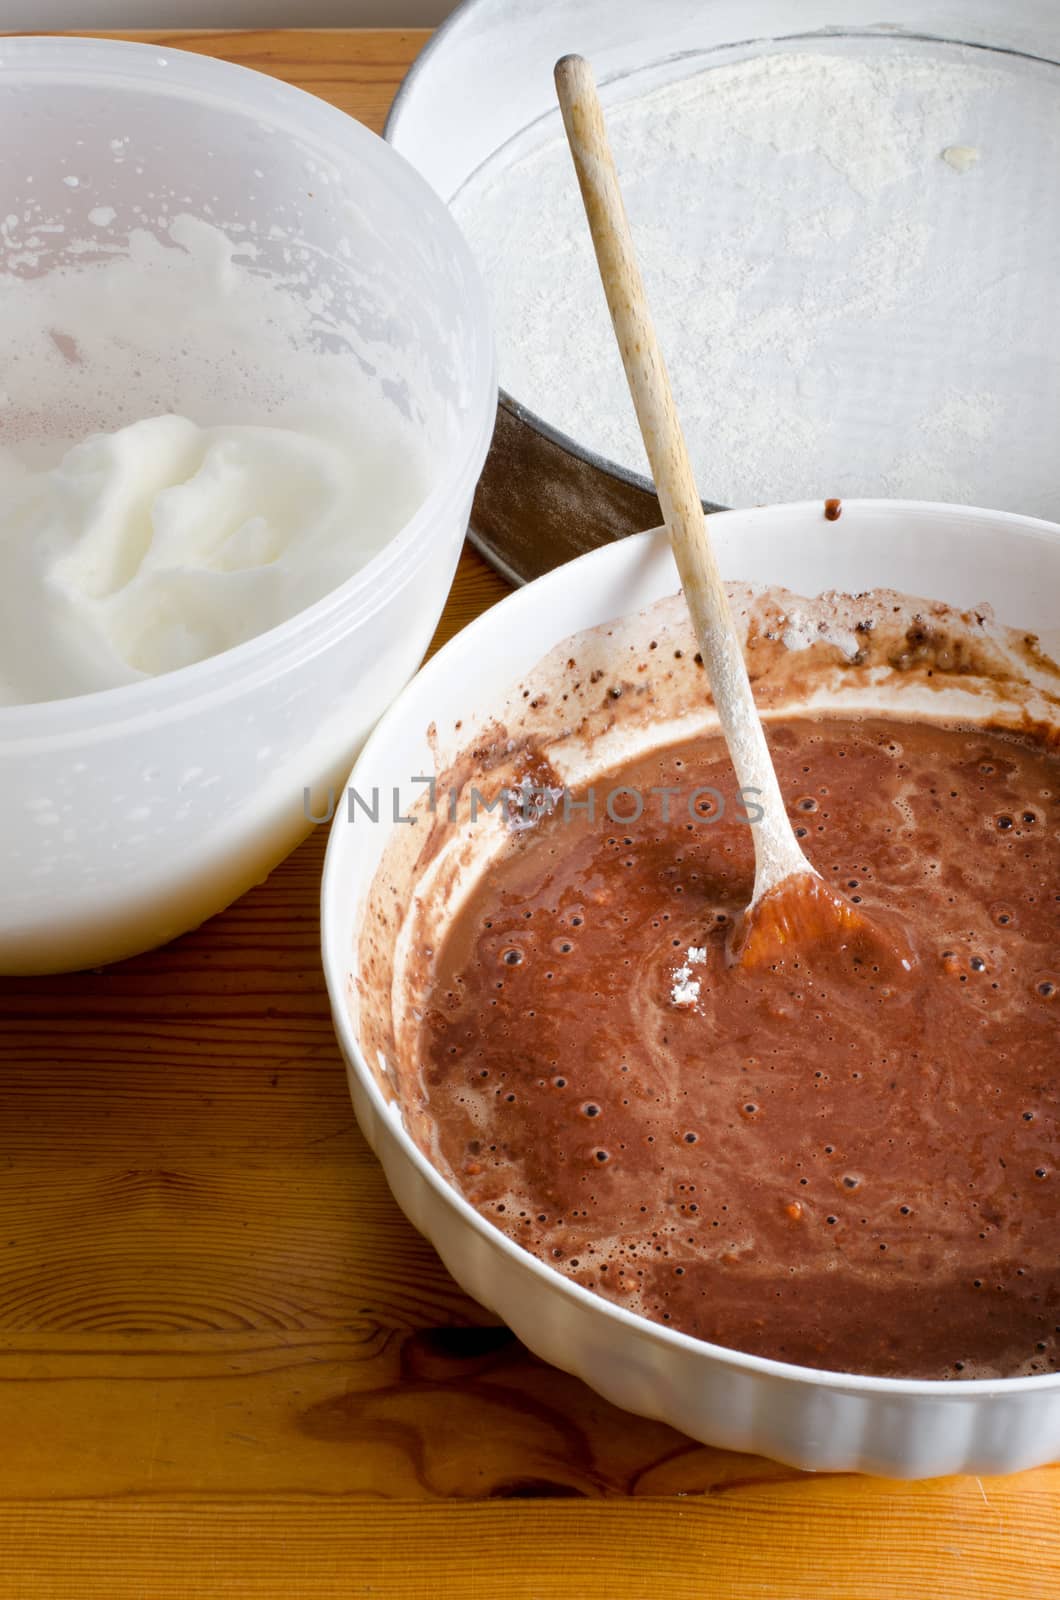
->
left=58, top=28, right=433, bottom=136
left=5, top=1487, right=1058, bottom=1600
left=0, top=28, right=1056, bottom=1600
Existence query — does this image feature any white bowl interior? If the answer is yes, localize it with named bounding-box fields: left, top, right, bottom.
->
left=325, top=499, right=1060, bottom=942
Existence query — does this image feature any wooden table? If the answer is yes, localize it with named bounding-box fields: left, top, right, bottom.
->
left=0, top=29, right=1056, bottom=1599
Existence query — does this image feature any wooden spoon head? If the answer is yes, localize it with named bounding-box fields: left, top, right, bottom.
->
left=734, top=871, right=915, bottom=978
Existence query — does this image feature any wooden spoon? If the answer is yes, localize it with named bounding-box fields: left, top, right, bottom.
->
left=554, top=53, right=890, bottom=970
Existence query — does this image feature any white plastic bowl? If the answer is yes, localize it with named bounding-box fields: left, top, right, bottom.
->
left=0, top=38, right=495, bottom=974
left=322, top=501, right=1060, bottom=1477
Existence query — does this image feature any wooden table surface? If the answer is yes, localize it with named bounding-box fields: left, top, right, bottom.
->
left=0, top=28, right=1056, bottom=1600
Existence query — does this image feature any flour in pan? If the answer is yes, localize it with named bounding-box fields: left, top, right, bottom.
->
left=454, top=45, right=1060, bottom=517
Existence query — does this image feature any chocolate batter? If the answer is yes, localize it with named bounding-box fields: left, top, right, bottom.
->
left=417, top=717, right=1058, bottom=1379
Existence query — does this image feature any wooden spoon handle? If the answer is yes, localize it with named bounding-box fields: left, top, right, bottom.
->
left=554, top=53, right=807, bottom=896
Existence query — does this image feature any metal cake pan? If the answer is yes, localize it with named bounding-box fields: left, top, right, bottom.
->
left=386, top=0, right=1060, bottom=585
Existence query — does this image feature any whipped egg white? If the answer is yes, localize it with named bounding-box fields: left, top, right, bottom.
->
left=0, top=216, right=433, bottom=706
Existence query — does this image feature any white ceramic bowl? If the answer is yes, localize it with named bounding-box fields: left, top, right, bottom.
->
left=322, top=501, right=1060, bottom=1477
left=0, top=38, right=495, bottom=975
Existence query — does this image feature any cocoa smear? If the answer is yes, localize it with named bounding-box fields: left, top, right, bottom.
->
left=417, top=717, right=1060, bottom=1380
left=352, top=583, right=1060, bottom=1376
